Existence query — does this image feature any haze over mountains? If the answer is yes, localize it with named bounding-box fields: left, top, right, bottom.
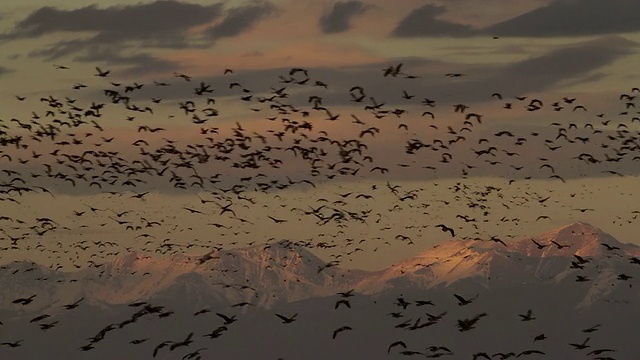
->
left=1, top=222, right=639, bottom=359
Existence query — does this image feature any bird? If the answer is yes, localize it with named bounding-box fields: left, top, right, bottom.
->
left=1, top=341, right=23, bottom=348
left=12, top=295, right=36, bottom=305
left=130, top=338, right=149, bottom=345
left=332, top=325, right=352, bottom=339
left=601, top=243, right=620, bottom=251
left=30, top=314, right=50, bottom=323
left=569, top=337, right=590, bottom=349
left=582, top=324, right=601, bottom=333
left=551, top=240, right=570, bottom=249
left=335, top=299, right=351, bottom=309
left=454, top=293, right=477, bottom=306
left=216, top=313, right=237, bottom=325
left=534, top=334, right=547, bottom=342
left=337, top=289, right=355, bottom=297
left=275, top=313, right=297, bottom=324
left=183, top=207, right=204, bottom=214
left=435, top=224, right=455, bottom=237
left=473, top=352, right=491, bottom=360
left=267, top=215, right=287, bottom=223
left=518, top=309, right=535, bottom=321
left=530, top=239, right=548, bottom=249
left=203, top=326, right=228, bottom=339
left=456, top=313, right=487, bottom=331
left=169, top=332, right=193, bottom=350
left=94, top=67, right=110, bottom=77
left=152, top=341, right=172, bottom=357
left=518, top=350, right=545, bottom=357
left=388, top=340, right=407, bottom=353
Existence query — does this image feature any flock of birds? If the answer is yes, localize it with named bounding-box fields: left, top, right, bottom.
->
left=1, top=61, right=640, bottom=359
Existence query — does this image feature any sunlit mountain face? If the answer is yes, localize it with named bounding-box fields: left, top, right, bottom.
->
left=1, top=0, right=640, bottom=359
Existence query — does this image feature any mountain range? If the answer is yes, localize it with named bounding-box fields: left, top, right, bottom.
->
left=1, top=222, right=639, bottom=359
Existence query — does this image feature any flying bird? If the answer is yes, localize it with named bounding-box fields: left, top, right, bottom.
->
left=454, top=293, right=477, bottom=306
left=436, top=224, right=455, bottom=237
left=332, top=325, right=352, bottom=339
left=275, top=313, right=297, bottom=324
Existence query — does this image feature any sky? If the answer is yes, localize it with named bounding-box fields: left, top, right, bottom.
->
left=1, top=0, right=640, bottom=271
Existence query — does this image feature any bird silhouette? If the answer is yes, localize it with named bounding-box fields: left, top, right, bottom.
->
left=332, top=325, right=352, bottom=339
left=436, top=224, right=455, bottom=237
left=275, top=313, right=297, bottom=324
left=454, top=293, right=477, bottom=306
left=216, top=312, right=237, bottom=325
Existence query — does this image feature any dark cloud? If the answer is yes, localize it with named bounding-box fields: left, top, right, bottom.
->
left=486, top=0, right=640, bottom=37
left=391, top=4, right=476, bottom=37
left=1, top=1, right=224, bottom=46
left=0, top=66, right=11, bottom=76
left=491, top=36, right=637, bottom=93
left=319, top=1, right=370, bottom=34
left=0, top=1, right=225, bottom=75
left=205, top=2, right=276, bottom=40
left=0, top=1, right=277, bottom=75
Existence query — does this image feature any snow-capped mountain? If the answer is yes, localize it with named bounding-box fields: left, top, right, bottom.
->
left=0, top=240, right=368, bottom=311
left=358, top=222, right=638, bottom=293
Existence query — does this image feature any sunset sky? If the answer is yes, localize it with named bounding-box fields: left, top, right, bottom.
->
left=1, top=0, right=640, bottom=271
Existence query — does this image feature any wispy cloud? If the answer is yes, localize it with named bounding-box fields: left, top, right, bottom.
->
left=487, top=0, right=640, bottom=37
left=0, top=65, right=12, bottom=76
left=391, top=4, right=476, bottom=37
left=319, top=1, right=371, bottom=34
left=1, top=1, right=224, bottom=46
left=205, top=2, right=277, bottom=40
left=0, top=1, right=282, bottom=75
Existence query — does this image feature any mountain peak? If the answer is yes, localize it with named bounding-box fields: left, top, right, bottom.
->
left=512, top=222, right=638, bottom=258
left=552, top=221, right=601, bottom=234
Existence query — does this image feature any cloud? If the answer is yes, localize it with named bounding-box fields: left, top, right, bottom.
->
left=0, top=1, right=225, bottom=75
left=0, top=66, right=12, bottom=76
left=486, top=0, right=640, bottom=37
left=491, top=36, right=637, bottom=93
left=1, top=1, right=224, bottom=46
left=0, top=1, right=277, bottom=75
left=391, top=4, right=476, bottom=37
left=319, top=1, right=371, bottom=34
left=205, top=2, right=277, bottom=40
